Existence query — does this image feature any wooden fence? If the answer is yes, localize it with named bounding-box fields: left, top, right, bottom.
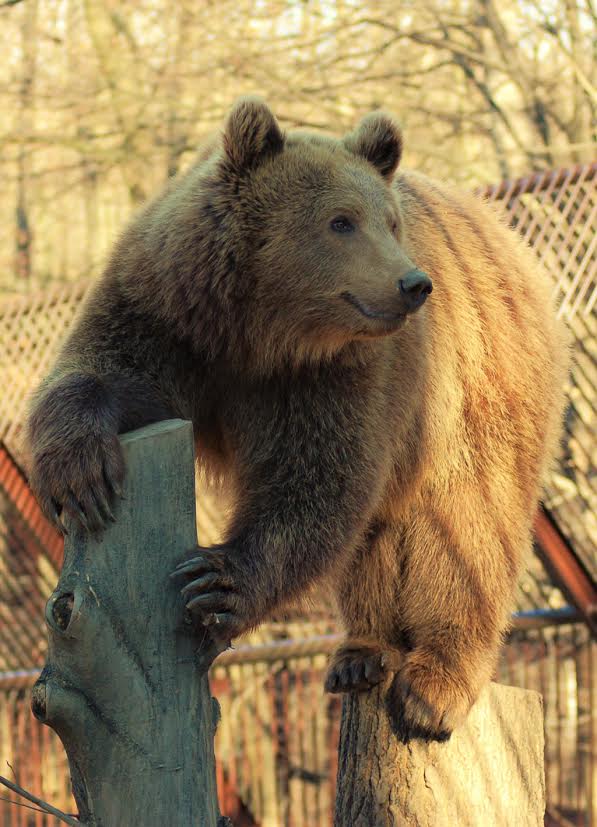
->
left=0, top=163, right=595, bottom=824
left=0, top=613, right=594, bottom=827
left=1, top=162, right=595, bottom=572
left=476, top=163, right=596, bottom=582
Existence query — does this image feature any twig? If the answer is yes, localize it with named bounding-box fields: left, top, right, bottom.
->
left=0, top=775, right=82, bottom=826
left=0, top=794, right=69, bottom=816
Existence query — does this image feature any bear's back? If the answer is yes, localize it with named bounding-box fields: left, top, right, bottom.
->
left=391, top=171, right=569, bottom=516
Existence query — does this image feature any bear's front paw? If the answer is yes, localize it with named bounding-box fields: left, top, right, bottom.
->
left=389, top=648, right=474, bottom=741
left=172, top=546, right=254, bottom=640
left=30, top=431, right=125, bottom=536
left=325, top=639, right=402, bottom=694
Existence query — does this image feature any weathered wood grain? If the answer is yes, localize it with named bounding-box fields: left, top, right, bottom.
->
left=335, top=682, right=545, bottom=827
left=31, top=420, right=221, bottom=826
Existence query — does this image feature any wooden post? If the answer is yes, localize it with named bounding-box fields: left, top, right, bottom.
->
left=335, top=682, right=545, bottom=827
left=31, top=420, right=223, bottom=826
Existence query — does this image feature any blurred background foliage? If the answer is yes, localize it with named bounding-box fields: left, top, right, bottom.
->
left=1, top=0, right=595, bottom=294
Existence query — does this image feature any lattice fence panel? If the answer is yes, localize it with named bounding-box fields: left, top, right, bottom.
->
left=0, top=162, right=595, bottom=571
left=0, top=162, right=594, bottom=827
left=0, top=281, right=92, bottom=460
left=478, top=162, right=596, bottom=578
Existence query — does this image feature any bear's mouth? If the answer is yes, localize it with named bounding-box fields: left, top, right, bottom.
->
left=341, top=291, right=406, bottom=325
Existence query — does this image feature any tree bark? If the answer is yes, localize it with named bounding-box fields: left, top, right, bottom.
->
left=15, top=0, right=38, bottom=281
left=335, top=682, right=545, bottom=827
left=31, top=420, right=222, bottom=826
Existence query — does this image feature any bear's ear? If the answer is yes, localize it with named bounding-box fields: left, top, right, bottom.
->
left=344, top=112, right=403, bottom=180
left=223, top=97, right=285, bottom=172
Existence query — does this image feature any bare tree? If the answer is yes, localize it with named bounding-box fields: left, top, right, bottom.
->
left=14, top=0, right=38, bottom=281
left=0, top=0, right=593, bottom=292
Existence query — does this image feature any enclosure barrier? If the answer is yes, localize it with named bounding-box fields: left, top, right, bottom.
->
left=0, top=162, right=595, bottom=824
left=0, top=609, right=593, bottom=826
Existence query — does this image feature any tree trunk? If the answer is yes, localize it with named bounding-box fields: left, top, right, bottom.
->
left=31, top=420, right=222, bottom=826
left=15, top=0, right=38, bottom=281
left=335, top=682, right=545, bottom=827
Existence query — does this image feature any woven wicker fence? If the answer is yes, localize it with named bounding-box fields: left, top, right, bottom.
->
left=0, top=161, right=595, bottom=572
left=476, top=162, right=596, bottom=580
left=0, top=163, right=595, bottom=825
left=0, top=619, right=593, bottom=827
left=0, top=164, right=594, bottom=580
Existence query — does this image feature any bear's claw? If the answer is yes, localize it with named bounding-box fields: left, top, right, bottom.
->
left=31, top=430, right=125, bottom=536
left=172, top=546, right=251, bottom=639
left=388, top=648, right=473, bottom=741
left=325, top=641, right=401, bottom=694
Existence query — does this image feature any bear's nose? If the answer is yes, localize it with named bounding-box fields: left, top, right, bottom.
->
left=398, top=269, right=433, bottom=311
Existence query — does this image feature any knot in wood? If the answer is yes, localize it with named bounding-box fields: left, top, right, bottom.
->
left=30, top=681, right=47, bottom=721
left=51, top=593, right=74, bottom=630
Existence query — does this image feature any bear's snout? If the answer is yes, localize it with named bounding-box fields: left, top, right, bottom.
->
left=398, top=269, right=433, bottom=312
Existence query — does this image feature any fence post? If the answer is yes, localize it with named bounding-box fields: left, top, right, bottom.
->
left=31, top=419, right=222, bottom=826
left=335, top=682, right=545, bottom=827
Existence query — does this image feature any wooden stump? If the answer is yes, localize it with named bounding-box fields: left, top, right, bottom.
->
left=31, top=420, right=222, bottom=826
left=335, top=682, right=545, bottom=827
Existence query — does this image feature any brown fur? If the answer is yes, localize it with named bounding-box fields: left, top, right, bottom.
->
left=25, top=98, right=569, bottom=739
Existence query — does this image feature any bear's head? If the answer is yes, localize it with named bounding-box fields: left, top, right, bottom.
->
left=157, top=98, right=432, bottom=371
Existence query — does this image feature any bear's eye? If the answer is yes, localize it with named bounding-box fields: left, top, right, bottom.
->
left=391, top=220, right=398, bottom=234
left=330, top=216, right=355, bottom=234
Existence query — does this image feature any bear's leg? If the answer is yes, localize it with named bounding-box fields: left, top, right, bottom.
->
left=389, top=507, right=520, bottom=740
left=325, top=521, right=405, bottom=696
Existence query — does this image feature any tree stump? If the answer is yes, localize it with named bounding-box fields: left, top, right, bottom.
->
left=31, top=420, right=222, bottom=826
left=335, top=682, right=545, bottom=827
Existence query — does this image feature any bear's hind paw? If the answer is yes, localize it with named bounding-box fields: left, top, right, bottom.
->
left=388, top=648, right=474, bottom=742
left=325, top=640, right=401, bottom=694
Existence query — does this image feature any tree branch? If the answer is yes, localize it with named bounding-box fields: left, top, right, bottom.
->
left=0, top=775, right=82, bottom=826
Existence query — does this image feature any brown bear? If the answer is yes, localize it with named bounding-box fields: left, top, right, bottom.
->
left=26, top=98, right=569, bottom=740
